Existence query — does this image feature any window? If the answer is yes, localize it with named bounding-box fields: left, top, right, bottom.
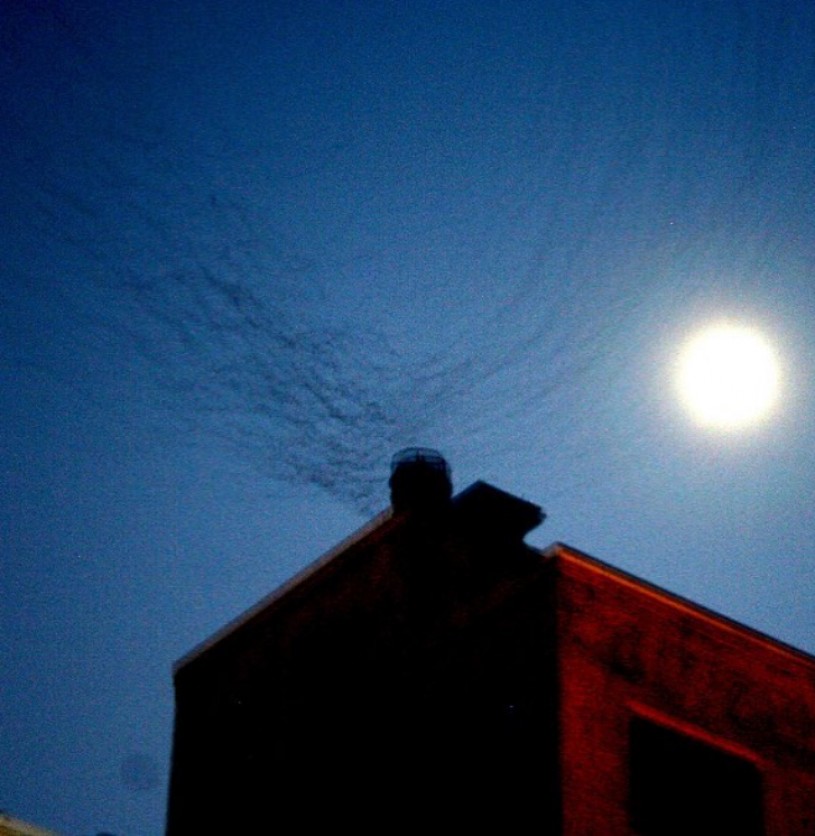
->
left=629, top=715, right=763, bottom=835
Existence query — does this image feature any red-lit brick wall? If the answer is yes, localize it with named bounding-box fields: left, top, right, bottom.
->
left=553, top=545, right=815, bottom=835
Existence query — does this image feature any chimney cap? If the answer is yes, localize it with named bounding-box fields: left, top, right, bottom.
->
left=390, top=447, right=451, bottom=476
left=389, top=447, right=453, bottom=513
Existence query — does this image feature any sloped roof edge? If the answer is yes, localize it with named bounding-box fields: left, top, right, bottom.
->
left=172, top=506, right=394, bottom=674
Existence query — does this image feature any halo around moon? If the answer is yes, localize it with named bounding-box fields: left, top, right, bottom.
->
left=676, top=323, right=780, bottom=430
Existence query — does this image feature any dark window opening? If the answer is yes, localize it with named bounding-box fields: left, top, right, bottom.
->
left=629, top=715, right=763, bottom=836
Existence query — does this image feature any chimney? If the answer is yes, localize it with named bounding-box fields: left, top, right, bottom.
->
left=389, top=447, right=453, bottom=514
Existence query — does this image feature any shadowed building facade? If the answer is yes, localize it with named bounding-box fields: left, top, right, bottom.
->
left=167, top=453, right=815, bottom=833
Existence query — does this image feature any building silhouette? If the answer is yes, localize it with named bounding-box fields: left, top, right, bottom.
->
left=167, top=450, right=815, bottom=833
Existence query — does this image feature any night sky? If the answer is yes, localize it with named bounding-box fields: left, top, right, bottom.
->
left=3, top=2, right=815, bottom=833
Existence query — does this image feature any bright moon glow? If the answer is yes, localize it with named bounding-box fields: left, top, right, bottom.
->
left=677, top=323, right=780, bottom=429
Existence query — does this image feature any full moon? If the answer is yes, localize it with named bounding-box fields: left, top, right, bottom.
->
left=676, top=323, right=780, bottom=429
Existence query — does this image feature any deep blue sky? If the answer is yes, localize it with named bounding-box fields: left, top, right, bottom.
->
left=3, top=2, right=815, bottom=833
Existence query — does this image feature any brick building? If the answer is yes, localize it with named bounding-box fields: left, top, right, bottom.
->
left=167, top=450, right=815, bottom=833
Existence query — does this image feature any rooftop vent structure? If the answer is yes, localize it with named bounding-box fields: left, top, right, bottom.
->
left=389, top=447, right=453, bottom=514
